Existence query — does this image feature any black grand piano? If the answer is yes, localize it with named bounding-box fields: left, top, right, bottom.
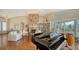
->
left=32, top=32, right=67, bottom=50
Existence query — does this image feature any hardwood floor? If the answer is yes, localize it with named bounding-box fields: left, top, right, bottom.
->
left=0, top=34, right=79, bottom=50
left=8, top=36, right=37, bottom=50
left=0, top=34, right=8, bottom=50
left=16, top=36, right=36, bottom=50
left=7, top=36, right=79, bottom=50
left=0, top=33, right=37, bottom=50
left=63, top=41, right=79, bottom=50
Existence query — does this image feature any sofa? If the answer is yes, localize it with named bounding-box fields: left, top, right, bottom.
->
left=8, top=31, right=22, bottom=41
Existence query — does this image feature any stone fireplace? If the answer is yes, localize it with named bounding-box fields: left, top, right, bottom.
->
left=28, top=14, right=39, bottom=32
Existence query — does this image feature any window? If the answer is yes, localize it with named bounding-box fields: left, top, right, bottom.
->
left=54, top=22, right=60, bottom=33
left=0, top=21, right=7, bottom=32
left=76, top=20, right=79, bottom=37
left=60, top=22, right=64, bottom=33
left=54, top=22, right=64, bottom=33
left=65, top=21, right=74, bottom=34
left=2, top=22, right=7, bottom=31
left=54, top=20, right=79, bottom=40
left=0, top=22, right=1, bottom=31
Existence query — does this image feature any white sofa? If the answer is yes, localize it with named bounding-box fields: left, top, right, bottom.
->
left=35, top=30, right=41, bottom=33
left=8, top=30, right=28, bottom=41
left=22, top=30, right=28, bottom=36
left=8, top=31, right=22, bottom=41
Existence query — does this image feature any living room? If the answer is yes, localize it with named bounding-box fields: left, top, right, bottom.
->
left=0, top=9, right=79, bottom=50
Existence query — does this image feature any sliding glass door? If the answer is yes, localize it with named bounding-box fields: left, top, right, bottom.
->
left=76, top=20, right=79, bottom=38
left=60, top=22, right=64, bottom=33
left=54, top=22, right=65, bottom=33
left=54, top=19, right=79, bottom=40
left=65, top=21, right=75, bottom=34
left=54, top=22, right=60, bottom=33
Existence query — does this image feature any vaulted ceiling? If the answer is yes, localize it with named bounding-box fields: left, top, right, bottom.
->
left=0, top=9, right=67, bottom=18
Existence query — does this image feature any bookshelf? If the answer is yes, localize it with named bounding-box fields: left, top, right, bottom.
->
left=38, top=22, right=50, bottom=32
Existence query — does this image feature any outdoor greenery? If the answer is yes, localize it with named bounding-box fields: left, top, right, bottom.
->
left=76, top=20, right=79, bottom=36
left=65, top=21, right=74, bottom=34
left=54, top=20, right=79, bottom=39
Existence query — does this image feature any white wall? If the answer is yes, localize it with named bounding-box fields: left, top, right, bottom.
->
left=8, top=16, right=28, bottom=31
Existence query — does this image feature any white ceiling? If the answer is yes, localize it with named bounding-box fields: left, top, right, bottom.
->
left=0, top=9, right=67, bottom=18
